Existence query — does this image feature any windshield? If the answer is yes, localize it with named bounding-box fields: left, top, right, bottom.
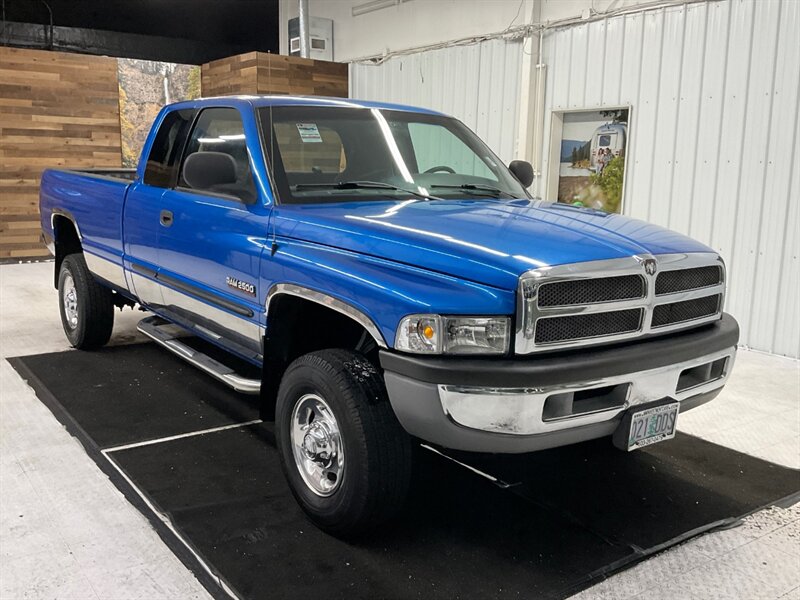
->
left=259, top=106, right=530, bottom=204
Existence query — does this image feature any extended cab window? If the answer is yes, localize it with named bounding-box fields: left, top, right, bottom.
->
left=143, top=109, right=195, bottom=188
left=178, top=108, right=257, bottom=203
left=260, top=106, right=527, bottom=204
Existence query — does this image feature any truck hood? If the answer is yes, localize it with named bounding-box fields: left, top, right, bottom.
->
left=274, top=199, right=714, bottom=290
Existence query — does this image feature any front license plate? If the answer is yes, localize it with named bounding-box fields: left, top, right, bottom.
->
left=626, top=402, right=679, bottom=451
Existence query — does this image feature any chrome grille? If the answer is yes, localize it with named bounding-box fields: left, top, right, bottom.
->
left=538, top=275, right=645, bottom=307
left=652, top=294, right=721, bottom=328
left=535, top=309, right=643, bottom=344
left=655, top=265, right=722, bottom=295
left=516, top=253, right=726, bottom=354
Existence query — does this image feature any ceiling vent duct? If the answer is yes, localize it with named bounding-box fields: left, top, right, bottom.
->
left=352, top=0, right=414, bottom=18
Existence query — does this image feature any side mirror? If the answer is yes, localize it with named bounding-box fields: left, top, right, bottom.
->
left=182, top=151, right=237, bottom=190
left=509, top=160, right=534, bottom=188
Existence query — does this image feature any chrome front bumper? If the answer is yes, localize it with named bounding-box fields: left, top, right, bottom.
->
left=437, top=347, right=735, bottom=437
left=380, top=314, right=739, bottom=453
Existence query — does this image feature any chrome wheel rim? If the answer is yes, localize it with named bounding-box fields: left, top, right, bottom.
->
left=290, top=393, right=344, bottom=497
left=62, top=273, right=78, bottom=329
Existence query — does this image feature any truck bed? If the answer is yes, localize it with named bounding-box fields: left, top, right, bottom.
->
left=53, top=167, right=137, bottom=182
left=39, top=167, right=137, bottom=292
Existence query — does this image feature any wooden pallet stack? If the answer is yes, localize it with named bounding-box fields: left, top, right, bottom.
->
left=201, top=52, right=348, bottom=98
left=0, top=46, right=122, bottom=260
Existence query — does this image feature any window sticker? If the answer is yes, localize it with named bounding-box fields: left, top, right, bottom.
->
left=296, top=123, right=323, bottom=143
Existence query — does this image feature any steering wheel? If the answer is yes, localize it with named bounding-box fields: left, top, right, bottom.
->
left=423, top=165, right=456, bottom=174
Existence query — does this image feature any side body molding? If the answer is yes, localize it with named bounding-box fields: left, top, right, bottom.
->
left=265, top=283, right=389, bottom=349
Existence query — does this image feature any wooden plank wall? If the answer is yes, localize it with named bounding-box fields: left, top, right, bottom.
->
left=256, top=54, right=348, bottom=96
left=202, top=52, right=348, bottom=98
left=0, top=47, right=121, bottom=260
left=0, top=48, right=344, bottom=259
left=200, top=52, right=259, bottom=96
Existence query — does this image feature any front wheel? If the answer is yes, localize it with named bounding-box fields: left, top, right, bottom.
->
left=275, top=349, right=414, bottom=538
left=58, top=253, right=114, bottom=349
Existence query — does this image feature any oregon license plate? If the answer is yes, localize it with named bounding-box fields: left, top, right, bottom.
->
left=626, top=402, right=679, bottom=451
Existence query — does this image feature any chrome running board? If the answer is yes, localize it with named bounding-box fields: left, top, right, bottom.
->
left=137, top=316, right=261, bottom=395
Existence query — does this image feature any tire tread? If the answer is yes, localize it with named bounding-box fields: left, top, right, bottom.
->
left=59, top=253, right=114, bottom=349
left=276, top=348, right=413, bottom=537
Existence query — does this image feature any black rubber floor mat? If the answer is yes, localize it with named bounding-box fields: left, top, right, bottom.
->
left=11, top=343, right=261, bottom=448
left=9, top=345, right=800, bottom=600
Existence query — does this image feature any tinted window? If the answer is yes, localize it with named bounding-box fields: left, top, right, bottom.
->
left=143, top=109, right=195, bottom=188
left=178, top=108, right=256, bottom=203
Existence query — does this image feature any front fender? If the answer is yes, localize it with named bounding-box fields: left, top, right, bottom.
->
left=262, top=238, right=515, bottom=348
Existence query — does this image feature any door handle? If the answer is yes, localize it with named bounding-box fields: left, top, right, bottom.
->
left=160, top=210, right=173, bottom=227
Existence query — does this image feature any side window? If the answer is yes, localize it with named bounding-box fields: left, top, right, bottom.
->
left=143, top=109, right=195, bottom=187
left=407, top=122, right=496, bottom=180
left=273, top=122, right=345, bottom=174
left=178, top=108, right=256, bottom=203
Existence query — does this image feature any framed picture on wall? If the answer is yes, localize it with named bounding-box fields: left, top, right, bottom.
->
left=546, top=107, right=630, bottom=214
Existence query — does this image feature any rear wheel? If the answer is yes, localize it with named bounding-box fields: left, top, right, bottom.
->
left=58, top=254, right=114, bottom=349
left=275, top=349, right=414, bottom=538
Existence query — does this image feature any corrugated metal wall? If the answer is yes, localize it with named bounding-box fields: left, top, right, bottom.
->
left=350, top=38, right=523, bottom=164
left=349, top=0, right=798, bottom=358
left=541, top=0, right=799, bottom=358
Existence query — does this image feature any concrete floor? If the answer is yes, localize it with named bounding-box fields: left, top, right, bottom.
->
left=1, top=261, right=798, bottom=599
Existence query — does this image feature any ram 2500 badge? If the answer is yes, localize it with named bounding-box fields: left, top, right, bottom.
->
left=40, top=96, right=739, bottom=537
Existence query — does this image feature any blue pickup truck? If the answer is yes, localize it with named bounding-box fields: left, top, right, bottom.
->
left=40, top=96, right=739, bottom=536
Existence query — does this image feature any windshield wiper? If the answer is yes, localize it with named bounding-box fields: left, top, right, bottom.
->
left=430, top=184, right=515, bottom=198
left=294, top=180, right=442, bottom=201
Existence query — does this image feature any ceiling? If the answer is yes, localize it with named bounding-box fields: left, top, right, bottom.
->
left=0, top=0, right=280, bottom=63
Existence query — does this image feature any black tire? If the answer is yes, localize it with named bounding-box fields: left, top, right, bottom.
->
left=57, top=253, right=114, bottom=349
left=275, top=349, right=414, bottom=538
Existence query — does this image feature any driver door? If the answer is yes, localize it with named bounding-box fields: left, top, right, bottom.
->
left=155, top=107, right=269, bottom=360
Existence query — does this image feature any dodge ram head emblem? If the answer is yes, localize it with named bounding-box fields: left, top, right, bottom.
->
left=642, top=258, right=657, bottom=276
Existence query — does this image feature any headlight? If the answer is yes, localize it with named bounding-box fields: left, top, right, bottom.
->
left=395, top=315, right=510, bottom=355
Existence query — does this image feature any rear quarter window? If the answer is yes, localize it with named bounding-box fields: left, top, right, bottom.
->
left=144, top=109, right=195, bottom=188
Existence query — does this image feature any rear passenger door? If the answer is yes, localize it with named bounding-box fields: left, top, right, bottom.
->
left=124, top=108, right=195, bottom=307
left=155, top=107, right=269, bottom=361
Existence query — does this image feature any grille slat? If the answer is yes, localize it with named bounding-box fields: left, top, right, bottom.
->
left=538, top=275, right=645, bottom=307
left=652, top=294, right=721, bottom=328
left=655, top=266, right=722, bottom=295
left=535, top=309, right=643, bottom=344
